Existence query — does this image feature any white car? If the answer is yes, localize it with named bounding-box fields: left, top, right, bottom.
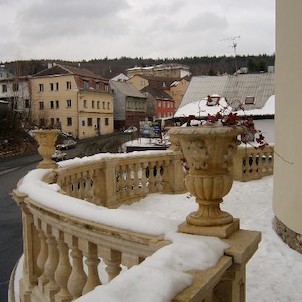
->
left=56, top=139, right=77, bottom=150
left=52, top=150, right=67, bottom=161
left=124, top=126, right=138, bottom=134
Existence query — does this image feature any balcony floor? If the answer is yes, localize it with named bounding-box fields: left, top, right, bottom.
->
left=119, top=176, right=302, bottom=302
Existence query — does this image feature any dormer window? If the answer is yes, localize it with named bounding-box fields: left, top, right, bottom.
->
left=207, top=95, right=220, bottom=106
left=83, top=80, right=89, bottom=90
left=245, top=96, right=255, bottom=105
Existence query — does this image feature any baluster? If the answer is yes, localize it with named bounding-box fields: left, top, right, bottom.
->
left=148, top=162, right=156, bottom=192
left=54, top=231, right=72, bottom=302
left=36, top=221, right=48, bottom=289
left=156, top=161, right=164, bottom=191
left=133, top=163, right=140, bottom=194
left=82, top=242, right=101, bottom=295
left=120, top=167, right=127, bottom=198
left=259, top=151, right=266, bottom=177
left=67, top=236, right=87, bottom=300
left=44, top=225, right=59, bottom=297
left=102, top=249, right=122, bottom=281
left=124, top=164, right=131, bottom=193
left=141, top=162, right=149, bottom=194
left=70, top=175, right=76, bottom=197
left=87, top=170, right=94, bottom=201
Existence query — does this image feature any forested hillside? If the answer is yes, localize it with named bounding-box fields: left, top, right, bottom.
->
left=4, top=54, right=275, bottom=78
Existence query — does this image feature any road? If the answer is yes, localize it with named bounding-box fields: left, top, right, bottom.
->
left=0, top=154, right=40, bottom=302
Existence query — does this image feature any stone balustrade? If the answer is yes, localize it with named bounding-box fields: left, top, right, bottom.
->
left=13, top=187, right=170, bottom=302
left=55, top=150, right=186, bottom=208
left=10, top=135, right=264, bottom=302
left=233, top=145, right=274, bottom=181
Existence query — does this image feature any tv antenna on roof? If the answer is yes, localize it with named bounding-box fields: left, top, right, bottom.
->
left=221, top=35, right=240, bottom=74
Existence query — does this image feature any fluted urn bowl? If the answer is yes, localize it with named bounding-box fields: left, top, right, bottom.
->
left=32, top=129, right=60, bottom=169
left=169, top=125, right=245, bottom=228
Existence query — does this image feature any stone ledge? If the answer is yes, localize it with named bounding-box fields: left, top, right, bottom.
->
left=273, top=216, right=302, bottom=254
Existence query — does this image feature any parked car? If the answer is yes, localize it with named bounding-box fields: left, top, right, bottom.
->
left=124, top=126, right=138, bottom=134
left=56, top=139, right=77, bottom=150
left=52, top=150, right=67, bottom=161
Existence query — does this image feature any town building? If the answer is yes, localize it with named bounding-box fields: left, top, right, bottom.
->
left=126, top=63, right=191, bottom=79
left=0, top=65, right=31, bottom=116
left=30, top=64, right=114, bottom=139
left=109, top=80, right=147, bottom=130
left=127, top=75, right=188, bottom=119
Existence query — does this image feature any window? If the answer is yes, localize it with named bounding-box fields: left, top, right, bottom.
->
left=102, top=101, right=105, bottom=109
left=107, top=102, right=110, bottom=110
left=13, top=83, right=18, bottom=91
left=97, top=101, right=100, bottom=109
left=92, top=100, right=95, bottom=108
left=158, top=101, right=161, bottom=107
left=2, top=84, right=7, bottom=92
left=55, top=82, right=59, bottom=90
left=105, top=118, right=109, bottom=126
left=50, top=100, right=54, bottom=109
left=39, top=118, right=45, bottom=127
left=66, top=99, right=72, bottom=108
left=50, top=118, right=55, bottom=126
left=25, top=99, right=30, bottom=108
left=50, top=83, right=54, bottom=91
left=87, top=118, right=93, bottom=126
left=66, top=81, right=71, bottom=90
left=82, top=120, right=85, bottom=126
left=104, top=84, right=109, bottom=92
left=83, top=80, right=89, bottom=89
left=39, top=101, right=44, bottom=110
left=84, top=100, right=87, bottom=108
left=96, top=82, right=100, bottom=90
left=56, top=100, right=59, bottom=108
left=67, top=117, right=72, bottom=126
left=39, top=84, right=44, bottom=92
left=245, top=96, right=255, bottom=105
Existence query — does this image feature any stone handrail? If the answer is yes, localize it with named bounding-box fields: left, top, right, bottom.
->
left=233, top=145, right=274, bottom=181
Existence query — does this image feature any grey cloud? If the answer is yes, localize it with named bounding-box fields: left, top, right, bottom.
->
left=180, top=12, right=228, bottom=33
left=16, top=0, right=130, bottom=42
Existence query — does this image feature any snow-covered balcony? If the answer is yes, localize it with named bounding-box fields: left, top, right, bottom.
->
left=10, top=130, right=275, bottom=302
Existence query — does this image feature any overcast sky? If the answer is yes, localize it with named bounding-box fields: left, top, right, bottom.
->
left=0, top=0, right=275, bottom=62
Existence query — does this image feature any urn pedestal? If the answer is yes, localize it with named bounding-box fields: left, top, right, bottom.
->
left=33, top=129, right=60, bottom=169
left=169, top=126, right=244, bottom=238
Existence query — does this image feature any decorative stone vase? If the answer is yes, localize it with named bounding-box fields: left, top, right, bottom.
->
left=168, top=125, right=245, bottom=238
left=32, top=129, right=60, bottom=169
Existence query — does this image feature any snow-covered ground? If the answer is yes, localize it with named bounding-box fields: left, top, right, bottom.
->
left=120, top=176, right=302, bottom=302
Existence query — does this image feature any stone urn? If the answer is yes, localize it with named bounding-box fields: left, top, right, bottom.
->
left=32, top=129, right=60, bottom=169
left=168, top=125, right=245, bottom=238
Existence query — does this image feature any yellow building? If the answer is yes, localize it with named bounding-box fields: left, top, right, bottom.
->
left=127, top=74, right=189, bottom=111
left=30, top=64, right=114, bottom=139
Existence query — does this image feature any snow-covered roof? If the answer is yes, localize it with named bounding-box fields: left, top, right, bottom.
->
left=110, top=80, right=147, bottom=98
left=174, top=96, right=231, bottom=118
left=180, top=73, right=275, bottom=111
left=174, top=95, right=275, bottom=119
left=235, top=95, right=275, bottom=117
left=111, top=73, right=129, bottom=82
